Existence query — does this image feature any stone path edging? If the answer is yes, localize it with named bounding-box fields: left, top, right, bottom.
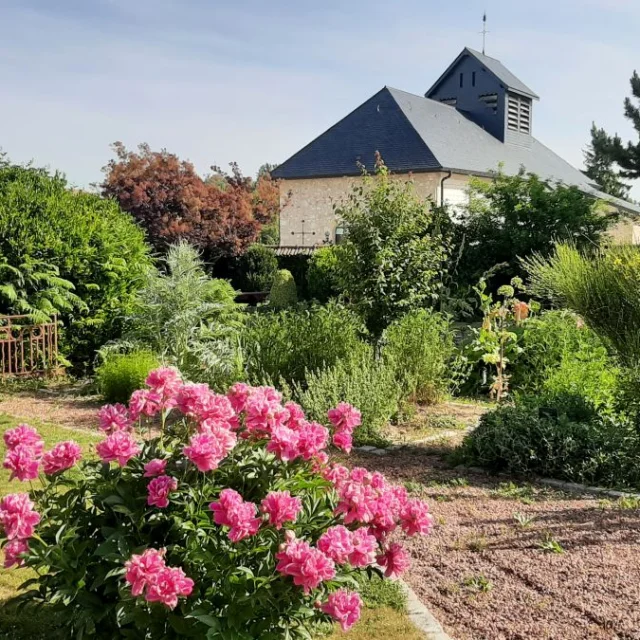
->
left=398, top=579, right=453, bottom=640
left=457, top=464, right=640, bottom=500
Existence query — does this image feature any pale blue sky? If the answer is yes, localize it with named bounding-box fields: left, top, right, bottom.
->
left=1, top=0, right=639, bottom=195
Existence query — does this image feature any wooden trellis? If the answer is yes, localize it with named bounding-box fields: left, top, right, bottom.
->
left=0, top=314, right=59, bottom=378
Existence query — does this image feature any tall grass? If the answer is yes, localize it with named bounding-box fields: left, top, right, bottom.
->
left=523, top=243, right=640, bottom=364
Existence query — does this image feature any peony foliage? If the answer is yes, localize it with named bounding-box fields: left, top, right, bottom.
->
left=1, top=368, right=433, bottom=639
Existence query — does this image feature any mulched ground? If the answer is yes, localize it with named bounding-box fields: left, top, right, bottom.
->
left=350, top=447, right=640, bottom=640
left=0, top=388, right=102, bottom=430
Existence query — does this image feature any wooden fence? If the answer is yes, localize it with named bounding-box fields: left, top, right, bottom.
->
left=0, top=314, right=59, bottom=378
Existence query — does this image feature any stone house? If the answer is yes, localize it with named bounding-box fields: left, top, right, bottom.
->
left=272, top=47, right=640, bottom=248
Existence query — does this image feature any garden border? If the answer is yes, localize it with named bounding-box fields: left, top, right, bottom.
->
left=457, top=465, right=640, bottom=500
left=397, top=579, right=453, bottom=640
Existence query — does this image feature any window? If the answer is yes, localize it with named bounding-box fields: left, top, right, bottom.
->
left=440, top=97, right=457, bottom=106
left=459, top=72, right=463, bottom=88
left=507, top=93, right=531, bottom=134
left=479, top=93, right=498, bottom=113
left=472, top=71, right=476, bottom=87
left=335, top=225, right=346, bottom=245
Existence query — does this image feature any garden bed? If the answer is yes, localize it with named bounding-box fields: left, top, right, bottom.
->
left=349, top=445, right=640, bottom=640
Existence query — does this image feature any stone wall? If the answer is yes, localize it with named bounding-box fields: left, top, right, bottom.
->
left=278, top=173, right=444, bottom=247
left=278, top=173, right=639, bottom=247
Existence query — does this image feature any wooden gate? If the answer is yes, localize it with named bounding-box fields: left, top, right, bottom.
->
left=0, top=315, right=59, bottom=377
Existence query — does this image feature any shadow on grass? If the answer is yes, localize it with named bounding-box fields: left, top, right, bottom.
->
left=0, top=598, right=65, bottom=640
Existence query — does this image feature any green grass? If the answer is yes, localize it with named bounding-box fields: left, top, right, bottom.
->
left=0, top=413, right=101, bottom=637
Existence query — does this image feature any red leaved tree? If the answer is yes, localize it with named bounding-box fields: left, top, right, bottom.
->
left=101, top=143, right=278, bottom=258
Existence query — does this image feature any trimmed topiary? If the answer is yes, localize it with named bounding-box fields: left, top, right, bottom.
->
left=270, top=269, right=298, bottom=309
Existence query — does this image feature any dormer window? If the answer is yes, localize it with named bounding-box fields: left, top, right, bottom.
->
left=507, top=93, right=531, bottom=134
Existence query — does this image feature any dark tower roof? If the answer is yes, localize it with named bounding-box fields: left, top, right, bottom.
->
left=426, top=47, right=539, bottom=100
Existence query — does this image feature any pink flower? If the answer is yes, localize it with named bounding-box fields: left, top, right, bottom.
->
left=3, top=539, right=29, bottom=568
left=321, top=589, right=362, bottom=631
left=297, top=422, right=329, bottom=460
left=96, top=431, right=140, bottom=467
left=97, top=404, right=131, bottom=434
left=3, top=445, right=40, bottom=482
left=125, top=548, right=166, bottom=597
left=210, top=489, right=261, bottom=542
left=145, top=565, right=194, bottom=610
left=227, top=382, right=252, bottom=413
left=348, top=528, right=377, bottom=567
left=183, top=427, right=236, bottom=472
left=143, top=458, right=167, bottom=478
left=129, top=389, right=162, bottom=421
left=327, top=402, right=361, bottom=434
left=275, top=539, right=336, bottom=594
left=3, top=424, right=44, bottom=454
left=267, top=425, right=300, bottom=462
left=0, top=493, right=40, bottom=540
left=332, top=430, right=353, bottom=454
left=260, top=491, right=302, bottom=529
left=244, top=391, right=288, bottom=438
left=147, top=475, right=178, bottom=509
left=198, top=394, right=237, bottom=429
left=284, top=401, right=306, bottom=429
left=400, top=499, right=434, bottom=536
left=317, top=526, right=354, bottom=564
left=145, top=366, right=182, bottom=403
left=175, top=383, right=211, bottom=417
left=377, top=542, right=411, bottom=578
left=42, top=441, right=82, bottom=475
left=322, top=463, right=350, bottom=487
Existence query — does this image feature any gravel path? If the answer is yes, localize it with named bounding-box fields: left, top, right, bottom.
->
left=0, top=390, right=102, bottom=431
left=350, top=447, right=640, bottom=640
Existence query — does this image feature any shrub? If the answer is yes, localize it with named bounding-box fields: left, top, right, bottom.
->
left=508, top=311, right=620, bottom=413
left=0, top=370, right=433, bottom=638
left=457, top=403, right=640, bottom=489
left=524, top=243, right=640, bottom=366
left=295, top=349, right=401, bottom=446
left=243, top=302, right=367, bottom=386
left=453, top=170, right=615, bottom=291
left=307, top=246, right=341, bottom=303
left=334, top=158, right=449, bottom=338
left=270, top=269, right=297, bottom=309
left=96, top=351, right=159, bottom=403
left=0, top=158, right=152, bottom=368
left=236, top=244, right=278, bottom=292
left=382, top=309, right=457, bottom=404
left=103, top=242, right=244, bottom=390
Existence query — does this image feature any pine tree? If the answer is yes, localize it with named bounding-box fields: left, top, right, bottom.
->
left=595, top=71, right=640, bottom=182
left=583, top=123, right=630, bottom=199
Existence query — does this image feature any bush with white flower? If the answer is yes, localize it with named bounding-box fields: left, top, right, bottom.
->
left=1, top=367, right=433, bottom=638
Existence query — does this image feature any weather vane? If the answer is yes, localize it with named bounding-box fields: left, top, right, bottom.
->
left=480, top=12, right=489, bottom=54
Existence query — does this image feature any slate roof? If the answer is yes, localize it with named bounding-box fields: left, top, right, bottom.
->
left=272, top=87, right=640, bottom=215
left=427, top=47, right=539, bottom=100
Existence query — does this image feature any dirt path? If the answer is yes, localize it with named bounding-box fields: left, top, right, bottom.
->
left=0, top=389, right=102, bottom=431
left=350, top=446, right=640, bottom=640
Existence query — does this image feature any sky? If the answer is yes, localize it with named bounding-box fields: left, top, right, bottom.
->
left=1, top=0, right=639, bottom=196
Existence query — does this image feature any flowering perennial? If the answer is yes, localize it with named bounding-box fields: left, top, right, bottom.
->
left=0, top=369, right=434, bottom=637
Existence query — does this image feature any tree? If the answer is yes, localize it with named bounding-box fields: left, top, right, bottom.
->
left=334, top=156, right=449, bottom=339
left=0, top=158, right=151, bottom=366
left=592, top=71, right=640, bottom=181
left=453, top=170, right=616, bottom=290
left=583, top=123, right=630, bottom=199
left=101, top=143, right=277, bottom=259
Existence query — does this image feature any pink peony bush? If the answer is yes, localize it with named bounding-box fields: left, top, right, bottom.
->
left=0, top=366, right=433, bottom=638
